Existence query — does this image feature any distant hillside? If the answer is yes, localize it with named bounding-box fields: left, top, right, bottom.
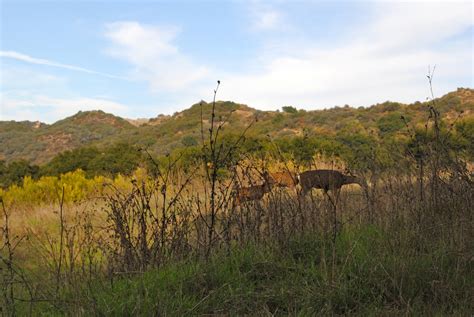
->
left=0, top=110, right=137, bottom=164
left=1, top=88, right=473, bottom=165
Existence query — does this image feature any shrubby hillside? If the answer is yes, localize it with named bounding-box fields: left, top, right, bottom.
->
left=0, top=88, right=473, bottom=185
left=1, top=88, right=473, bottom=316
left=0, top=110, right=136, bottom=164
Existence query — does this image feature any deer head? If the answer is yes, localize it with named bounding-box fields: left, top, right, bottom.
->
left=234, top=170, right=275, bottom=205
left=343, top=170, right=367, bottom=189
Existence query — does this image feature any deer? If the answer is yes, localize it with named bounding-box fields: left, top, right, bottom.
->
left=298, top=169, right=366, bottom=199
left=269, top=171, right=299, bottom=188
left=298, top=169, right=367, bottom=241
left=234, top=171, right=275, bottom=206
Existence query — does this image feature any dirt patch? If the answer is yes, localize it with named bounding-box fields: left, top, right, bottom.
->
left=126, top=118, right=150, bottom=126
left=234, top=109, right=254, bottom=118
left=37, top=132, right=74, bottom=161
left=148, top=115, right=171, bottom=126
left=457, top=88, right=474, bottom=104
left=73, top=111, right=126, bottom=127
left=281, top=128, right=303, bottom=136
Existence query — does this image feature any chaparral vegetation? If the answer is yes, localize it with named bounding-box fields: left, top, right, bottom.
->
left=1, top=86, right=473, bottom=315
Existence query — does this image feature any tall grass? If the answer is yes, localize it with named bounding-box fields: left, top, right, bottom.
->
left=2, top=164, right=472, bottom=315
left=1, top=80, right=473, bottom=315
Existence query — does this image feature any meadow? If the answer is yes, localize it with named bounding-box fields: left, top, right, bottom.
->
left=1, top=163, right=472, bottom=316
left=1, top=91, right=473, bottom=316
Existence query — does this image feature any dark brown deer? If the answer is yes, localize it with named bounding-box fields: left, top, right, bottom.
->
left=298, top=169, right=366, bottom=242
left=234, top=172, right=275, bottom=205
left=298, top=169, right=365, bottom=196
left=269, top=171, right=299, bottom=188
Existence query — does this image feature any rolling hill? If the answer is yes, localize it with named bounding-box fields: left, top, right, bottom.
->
left=1, top=88, right=473, bottom=165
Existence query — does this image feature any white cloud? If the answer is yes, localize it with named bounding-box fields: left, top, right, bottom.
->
left=246, top=0, right=285, bottom=32
left=0, top=92, right=131, bottom=123
left=0, top=65, right=133, bottom=122
left=216, top=1, right=473, bottom=109
left=104, top=21, right=210, bottom=91
left=253, top=9, right=281, bottom=30
left=100, top=3, right=471, bottom=114
left=367, top=2, right=473, bottom=51
left=85, top=1, right=473, bottom=118
left=0, top=51, right=124, bottom=79
left=0, top=66, right=66, bottom=90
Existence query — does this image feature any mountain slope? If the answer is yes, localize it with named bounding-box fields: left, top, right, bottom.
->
left=0, top=110, right=137, bottom=164
left=1, top=88, right=473, bottom=164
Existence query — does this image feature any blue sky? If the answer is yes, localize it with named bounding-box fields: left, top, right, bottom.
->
left=1, top=0, right=472, bottom=123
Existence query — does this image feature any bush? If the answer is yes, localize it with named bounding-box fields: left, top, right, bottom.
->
left=40, top=146, right=100, bottom=177
left=181, top=135, right=198, bottom=147
left=282, top=106, right=298, bottom=114
left=40, top=143, right=144, bottom=178
left=377, top=112, right=406, bottom=134
left=87, top=143, right=143, bottom=176
left=0, top=159, right=40, bottom=188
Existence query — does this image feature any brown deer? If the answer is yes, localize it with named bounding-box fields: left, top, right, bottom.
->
left=269, top=171, right=299, bottom=188
left=234, top=172, right=275, bottom=206
left=298, top=169, right=366, bottom=196
left=298, top=169, right=366, bottom=242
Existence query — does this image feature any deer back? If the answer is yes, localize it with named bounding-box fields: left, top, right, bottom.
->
left=299, top=170, right=346, bottom=192
left=270, top=171, right=298, bottom=188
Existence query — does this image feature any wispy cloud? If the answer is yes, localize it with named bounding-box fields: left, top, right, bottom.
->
left=0, top=51, right=125, bottom=79
left=104, top=21, right=210, bottom=91
left=218, top=2, right=473, bottom=109
left=253, top=9, right=281, bottom=30
left=1, top=1, right=472, bottom=124
left=0, top=66, right=65, bottom=89
left=100, top=3, right=471, bottom=114
left=1, top=91, right=131, bottom=123
left=247, top=1, right=284, bottom=31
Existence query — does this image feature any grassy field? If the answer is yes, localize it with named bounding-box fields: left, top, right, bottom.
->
left=2, top=168, right=473, bottom=316
left=47, top=228, right=472, bottom=316
left=2, top=95, right=473, bottom=315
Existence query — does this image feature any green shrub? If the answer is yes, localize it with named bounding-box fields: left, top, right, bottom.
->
left=282, top=106, right=298, bottom=114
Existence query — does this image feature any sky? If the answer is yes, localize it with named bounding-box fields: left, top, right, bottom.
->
left=0, top=0, right=472, bottom=123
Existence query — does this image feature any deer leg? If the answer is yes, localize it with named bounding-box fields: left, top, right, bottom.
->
left=294, top=186, right=304, bottom=228
left=324, top=189, right=336, bottom=208
left=324, top=189, right=339, bottom=242
left=334, top=188, right=341, bottom=206
left=334, top=188, right=342, bottom=235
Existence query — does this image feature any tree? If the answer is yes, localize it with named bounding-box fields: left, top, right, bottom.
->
left=455, top=117, right=474, bottom=158
left=41, top=146, right=100, bottom=176
left=88, top=143, right=143, bottom=176
left=377, top=112, right=406, bottom=134
left=0, top=160, right=39, bottom=188
left=282, top=106, right=298, bottom=114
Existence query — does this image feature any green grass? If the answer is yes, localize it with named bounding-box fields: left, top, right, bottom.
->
left=23, top=225, right=472, bottom=316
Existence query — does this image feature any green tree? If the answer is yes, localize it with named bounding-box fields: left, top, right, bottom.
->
left=336, top=133, right=380, bottom=171
left=377, top=112, right=406, bottom=134
left=282, top=106, right=298, bottom=114
left=455, top=117, right=474, bottom=158
left=41, top=146, right=100, bottom=176
left=0, top=160, right=39, bottom=188
left=88, top=143, right=143, bottom=176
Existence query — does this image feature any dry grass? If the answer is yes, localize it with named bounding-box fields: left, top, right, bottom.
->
left=1, top=151, right=473, bottom=315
